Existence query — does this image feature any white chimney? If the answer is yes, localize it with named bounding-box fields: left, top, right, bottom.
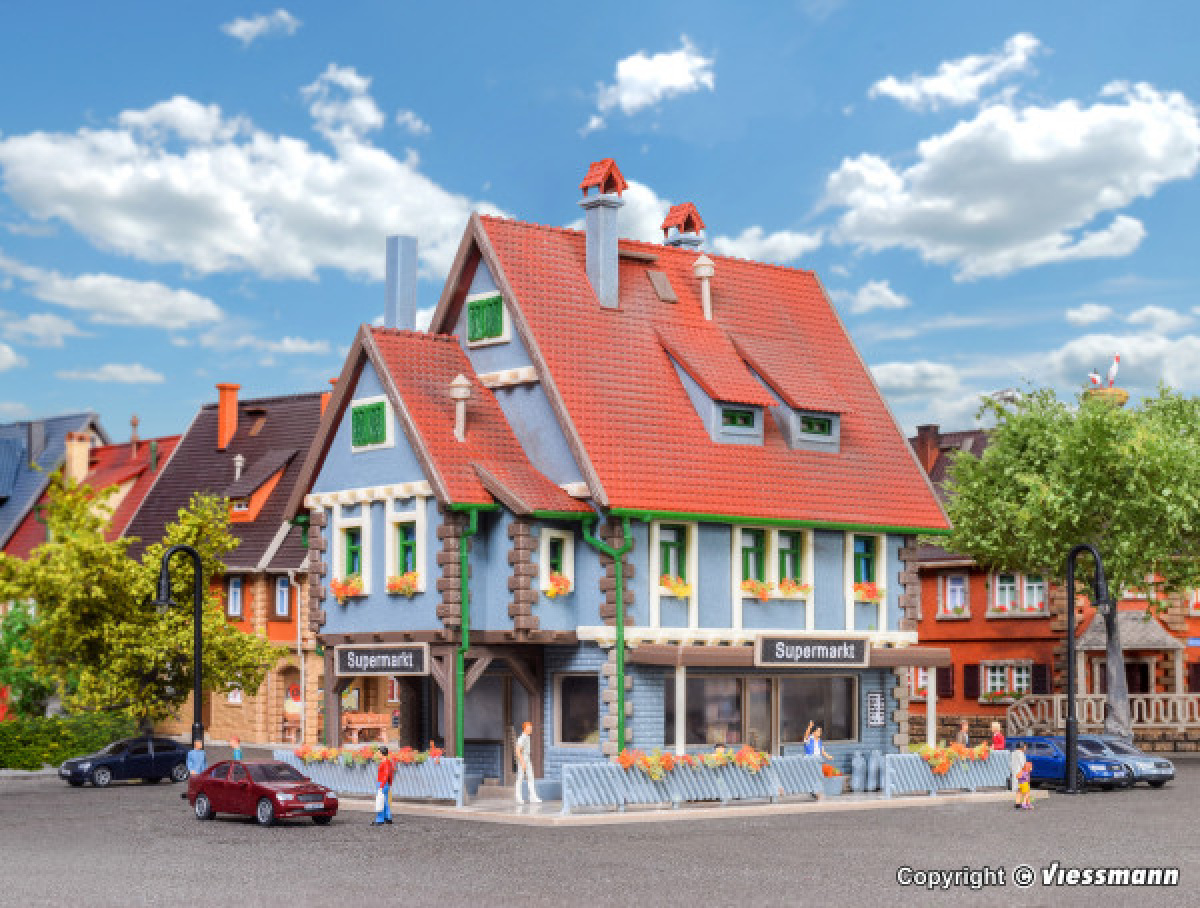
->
left=63, top=431, right=91, bottom=485
left=450, top=374, right=472, bottom=442
left=385, top=235, right=418, bottom=331
left=233, top=453, right=246, bottom=481
left=693, top=255, right=715, bottom=320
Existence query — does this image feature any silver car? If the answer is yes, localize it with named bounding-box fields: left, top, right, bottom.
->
left=1077, top=735, right=1174, bottom=788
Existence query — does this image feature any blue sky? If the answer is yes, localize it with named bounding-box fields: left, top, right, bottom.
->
left=1, top=1, right=1198, bottom=440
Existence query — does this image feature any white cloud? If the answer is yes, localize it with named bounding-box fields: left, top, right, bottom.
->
left=0, top=310, right=84, bottom=347
left=825, top=82, right=1200, bottom=280
left=859, top=313, right=1014, bottom=343
left=870, top=33, right=1040, bottom=111
left=55, top=363, right=164, bottom=384
left=0, top=66, right=502, bottom=282
left=0, top=401, right=31, bottom=419
left=197, top=324, right=330, bottom=355
left=586, top=36, right=715, bottom=132
left=395, top=110, right=430, bottom=136
left=710, top=226, right=823, bottom=264
left=221, top=9, right=301, bottom=46
left=0, top=252, right=222, bottom=330
left=841, top=279, right=910, bottom=314
left=1065, top=303, right=1114, bottom=326
left=0, top=341, right=26, bottom=372
left=1126, top=304, right=1192, bottom=334
left=871, top=360, right=962, bottom=397
left=1045, top=332, right=1200, bottom=389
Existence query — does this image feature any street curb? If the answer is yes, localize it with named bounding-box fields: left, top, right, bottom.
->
left=0, top=766, right=60, bottom=780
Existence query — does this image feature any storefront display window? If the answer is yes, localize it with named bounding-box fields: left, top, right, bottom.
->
left=556, top=674, right=599, bottom=746
left=779, top=676, right=856, bottom=743
left=685, top=677, right=742, bottom=746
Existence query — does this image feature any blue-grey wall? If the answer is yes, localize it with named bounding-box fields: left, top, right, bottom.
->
left=531, top=521, right=604, bottom=631
left=452, top=262, right=533, bottom=374
left=541, top=644, right=607, bottom=781
left=812, top=530, right=845, bottom=630
left=887, top=534, right=907, bottom=631
left=629, top=664, right=668, bottom=752
left=469, top=510, right=514, bottom=633
left=742, top=598, right=808, bottom=630
left=490, top=383, right=583, bottom=487
left=697, top=523, right=732, bottom=627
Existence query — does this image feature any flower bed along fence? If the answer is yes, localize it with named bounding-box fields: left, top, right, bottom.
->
left=274, top=749, right=465, bottom=806
left=882, top=751, right=1012, bottom=798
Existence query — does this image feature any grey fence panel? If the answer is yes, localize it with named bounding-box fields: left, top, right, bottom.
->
left=273, top=751, right=465, bottom=806
left=883, top=752, right=1012, bottom=798
left=770, top=755, right=825, bottom=797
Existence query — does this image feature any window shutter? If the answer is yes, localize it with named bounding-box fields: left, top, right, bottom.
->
left=936, top=665, right=954, bottom=699
left=1031, top=663, right=1050, bottom=695
left=1188, top=663, right=1200, bottom=694
left=962, top=574, right=971, bottom=612
left=936, top=576, right=944, bottom=615
left=963, top=664, right=980, bottom=700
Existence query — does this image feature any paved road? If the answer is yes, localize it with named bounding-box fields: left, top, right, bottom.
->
left=1, top=757, right=1196, bottom=907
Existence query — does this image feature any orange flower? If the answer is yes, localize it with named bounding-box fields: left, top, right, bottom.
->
left=398, top=746, right=415, bottom=764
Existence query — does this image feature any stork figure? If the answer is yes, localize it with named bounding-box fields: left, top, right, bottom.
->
left=1107, top=354, right=1121, bottom=388
left=1087, top=369, right=1103, bottom=387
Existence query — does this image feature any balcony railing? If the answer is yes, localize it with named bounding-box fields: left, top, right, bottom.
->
left=1008, top=693, right=1200, bottom=735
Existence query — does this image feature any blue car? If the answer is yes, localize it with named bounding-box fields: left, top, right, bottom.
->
left=1077, top=735, right=1175, bottom=788
left=59, top=736, right=191, bottom=788
left=1007, top=735, right=1132, bottom=790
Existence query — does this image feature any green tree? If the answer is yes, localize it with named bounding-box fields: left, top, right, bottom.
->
left=0, top=602, right=55, bottom=718
left=0, top=474, right=282, bottom=727
left=944, top=386, right=1200, bottom=740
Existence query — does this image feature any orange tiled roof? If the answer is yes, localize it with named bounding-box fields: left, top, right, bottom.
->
left=661, top=202, right=705, bottom=235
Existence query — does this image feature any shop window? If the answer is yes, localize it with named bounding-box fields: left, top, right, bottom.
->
left=780, top=676, right=856, bottom=743
left=466, top=293, right=506, bottom=344
left=555, top=674, right=599, bottom=746
left=539, top=528, right=575, bottom=595
left=939, top=574, right=969, bottom=617
left=853, top=535, right=876, bottom=584
left=387, top=678, right=403, bottom=703
left=226, top=577, right=242, bottom=619
left=741, top=529, right=766, bottom=583
left=274, top=576, right=290, bottom=619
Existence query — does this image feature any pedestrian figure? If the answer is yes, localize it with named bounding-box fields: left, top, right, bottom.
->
left=230, top=735, right=242, bottom=762
left=1017, top=761, right=1034, bottom=809
left=186, top=739, right=206, bottom=776
left=373, top=746, right=393, bottom=826
left=514, top=721, right=541, bottom=804
left=1009, top=746, right=1027, bottom=805
left=803, top=721, right=832, bottom=761
left=955, top=720, right=970, bottom=748
left=990, top=721, right=1006, bottom=751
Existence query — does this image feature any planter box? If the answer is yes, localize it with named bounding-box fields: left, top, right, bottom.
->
left=821, top=775, right=846, bottom=797
left=274, top=751, right=465, bottom=806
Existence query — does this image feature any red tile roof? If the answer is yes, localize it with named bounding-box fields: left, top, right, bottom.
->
left=661, top=202, right=705, bottom=235
left=368, top=328, right=589, bottom=514
left=467, top=216, right=947, bottom=530
left=579, top=158, right=627, bottom=196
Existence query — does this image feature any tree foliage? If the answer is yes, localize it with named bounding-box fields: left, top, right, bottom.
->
left=0, top=475, right=283, bottom=724
left=0, top=602, right=56, bottom=718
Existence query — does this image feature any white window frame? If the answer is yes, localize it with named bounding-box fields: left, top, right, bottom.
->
left=844, top=532, right=887, bottom=633
left=1011, top=664, right=1032, bottom=694
left=729, top=527, right=815, bottom=630
left=384, top=496, right=427, bottom=594
left=274, top=576, right=290, bottom=618
left=553, top=672, right=600, bottom=748
left=910, top=666, right=929, bottom=702
left=387, top=678, right=403, bottom=703
left=231, top=498, right=250, bottom=513
left=938, top=574, right=969, bottom=618
left=464, top=290, right=511, bottom=349
left=985, top=664, right=1008, bottom=694
left=331, top=504, right=372, bottom=594
left=1189, top=589, right=1200, bottom=616
left=991, top=573, right=1019, bottom=613
left=227, top=576, right=243, bottom=619
left=538, top=528, right=575, bottom=594
left=649, top=521, right=699, bottom=628
left=1022, top=575, right=1047, bottom=614
left=226, top=687, right=243, bottom=705
left=349, top=394, right=395, bottom=453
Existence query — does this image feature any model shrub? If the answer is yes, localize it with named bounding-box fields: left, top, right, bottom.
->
left=0, top=712, right=136, bottom=770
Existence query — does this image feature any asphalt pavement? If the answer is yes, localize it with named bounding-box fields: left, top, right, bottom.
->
left=1, top=757, right=1196, bottom=907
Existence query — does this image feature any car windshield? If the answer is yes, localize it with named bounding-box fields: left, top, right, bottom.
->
left=1104, top=740, right=1143, bottom=756
left=99, top=740, right=129, bottom=755
left=1077, top=740, right=1106, bottom=755
left=247, top=763, right=307, bottom=783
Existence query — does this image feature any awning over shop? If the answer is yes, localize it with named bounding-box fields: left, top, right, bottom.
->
left=1077, top=612, right=1183, bottom=651
left=628, top=644, right=952, bottom=668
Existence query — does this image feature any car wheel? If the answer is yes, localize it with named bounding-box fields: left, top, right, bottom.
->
left=1075, top=768, right=1088, bottom=791
left=312, top=815, right=332, bottom=826
left=169, top=763, right=189, bottom=783
left=143, top=777, right=162, bottom=784
left=1149, top=780, right=1166, bottom=788
left=255, top=798, right=276, bottom=827
left=91, top=767, right=113, bottom=788
left=193, top=793, right=215, bottom=820
left=67, top=780, right=84, bottom=788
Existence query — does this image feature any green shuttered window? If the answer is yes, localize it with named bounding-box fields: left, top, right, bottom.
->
left=467, top=294, right=504, bottom=342
left=351, top=401, right=387, bottom=447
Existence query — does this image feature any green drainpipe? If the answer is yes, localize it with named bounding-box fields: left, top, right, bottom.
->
left=453, top=506, right=484, bottom=758
left=582, top=516, right=634, bottom=753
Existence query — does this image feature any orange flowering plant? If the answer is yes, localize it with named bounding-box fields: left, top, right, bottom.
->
left=660, top=574, right=693, bottom=598
left=330, top=574, right=364, bottom=604
left=778, top=578, right=812, bottom=597
left=852, top=581, right=885, bottom=603
left=386, top=572, right=420, bottom=597
left=821, top=762, right=841, bottom=778
left=615, top=746, right=769, bottom=777
left=740, top=578, right=773, bottom=602
left=543, top=572, right=572, bottom=598
left=912, top=741, right=991, bottom=775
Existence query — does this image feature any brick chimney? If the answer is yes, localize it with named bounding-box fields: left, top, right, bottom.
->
left=662, top=203, right=705, bottom=249
left=216, top=383, right=241, bottom=450
left=63, top=431, right=91, bottom=484
left=579, top=158, right=627, bottom=309
left=913, top=424, right=941, bottom=476
left=321, top=377, right=337, bottom=415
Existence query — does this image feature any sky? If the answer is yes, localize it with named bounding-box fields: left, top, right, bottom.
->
left=1, top=1, right=1198, bottom=441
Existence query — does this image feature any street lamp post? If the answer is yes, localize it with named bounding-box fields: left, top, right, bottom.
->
left=1063, top=543, right=1114, bottom=794
left=151, top=544, right=206, bottom=746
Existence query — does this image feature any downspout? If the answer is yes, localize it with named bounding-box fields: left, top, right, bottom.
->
left=454, top=506, right=484, bottom=758
left=582, top=516, right=634, bottom=752
left=288, top=570, right=304, bottom=746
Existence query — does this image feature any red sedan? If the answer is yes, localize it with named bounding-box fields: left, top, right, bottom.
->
left=186, top=760, right=338, bottom=826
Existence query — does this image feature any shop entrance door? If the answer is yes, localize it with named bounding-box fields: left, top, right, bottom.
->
left=463, top=675, right=531, bottom=785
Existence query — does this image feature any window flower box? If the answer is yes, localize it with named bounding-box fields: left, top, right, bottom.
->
left=778, top=578, right=812, bottom=598
left=852, top=581, right=884, bottom=604
left=659, top=574, right=693, bottom=598
left=740, top=578, right=773, bottom=602
left=330, top=574, right=364, bottom=604
left=386, top=571, right=420, bottom=598
left=979, top=690, right=1024, bottom=705
left=543, top=571, right=572, bottom=598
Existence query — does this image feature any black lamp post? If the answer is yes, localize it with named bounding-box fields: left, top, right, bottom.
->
left=1063, top=543, right=1114, bottom=794
left=151, top=544, right=206, bottom=747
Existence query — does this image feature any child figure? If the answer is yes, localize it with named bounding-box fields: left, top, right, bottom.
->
left=1009, top=745, right=1026, bottom=805
left=1017, top=761, right=1033, bottom=810
left=230, top=736, right=242, bottom=762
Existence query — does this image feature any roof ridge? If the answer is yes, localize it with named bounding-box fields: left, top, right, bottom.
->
left=370, top=326, right=460, bottom=344
left=199, top=390, right=325, bottom=411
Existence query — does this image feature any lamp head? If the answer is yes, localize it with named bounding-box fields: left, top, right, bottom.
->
left=151, top=563, right=175, bottom=612
left=1093, top=572, right=1113, bottom=617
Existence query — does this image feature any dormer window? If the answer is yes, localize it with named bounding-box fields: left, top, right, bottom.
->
left=722, top=408, right=755, bottom=429
left=800, top=415, right=833, bottom=436
left=230, top=498, right=249, bottom=513
left=466, top=292, right=509, bottom=346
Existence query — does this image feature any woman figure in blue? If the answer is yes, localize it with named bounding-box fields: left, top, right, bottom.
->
left=803, top=720, right=832, bottom=760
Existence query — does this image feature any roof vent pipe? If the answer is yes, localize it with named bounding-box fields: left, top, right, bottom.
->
left=450, top=374, right=472, bottom=443
left=693, top=255, right=715, bottom=321
left=233, top=453, right=246, bottom=482
left=384, top=235, right=418, bottom=331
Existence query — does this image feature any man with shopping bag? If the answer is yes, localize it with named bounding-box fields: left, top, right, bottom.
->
left=372, top=746, right=393, bottom=826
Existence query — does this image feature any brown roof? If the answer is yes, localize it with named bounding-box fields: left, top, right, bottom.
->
left=123, top=391, right=323, bottom=573
left=1077, top=611, right=1183, bottom=651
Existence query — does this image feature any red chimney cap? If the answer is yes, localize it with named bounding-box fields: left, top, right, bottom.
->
left=661, top=202, right=706, bottom=237
left=580, top=158, right=628, bottom=197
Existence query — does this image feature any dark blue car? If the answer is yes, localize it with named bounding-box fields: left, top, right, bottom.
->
left=1007, top=735, right=1132, bottom=790
left=59, top=737, right=190, bottom=787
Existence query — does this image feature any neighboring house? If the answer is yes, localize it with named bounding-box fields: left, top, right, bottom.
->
left=909, top=424, right=1200, bottom=747
left=287, top=158, right=951, bottom=785
left=122, top=385, right=325, bottom=745
left=1, top=412, right=109, bottom=719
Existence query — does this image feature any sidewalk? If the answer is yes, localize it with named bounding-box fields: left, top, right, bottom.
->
left=336, top=788, right=1036, bottom=827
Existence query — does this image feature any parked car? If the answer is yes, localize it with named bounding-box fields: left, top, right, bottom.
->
left=1007, top=735, right=1132, bottom=790
left=59, top=736, right=190, bottom=787
left=185, top=760, right=338, bottom=826
left=1077, top=735, right=1175, bottom=787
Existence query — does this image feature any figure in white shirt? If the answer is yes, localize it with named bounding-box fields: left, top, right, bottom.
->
left=515, top=721, right=541, bottom=804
